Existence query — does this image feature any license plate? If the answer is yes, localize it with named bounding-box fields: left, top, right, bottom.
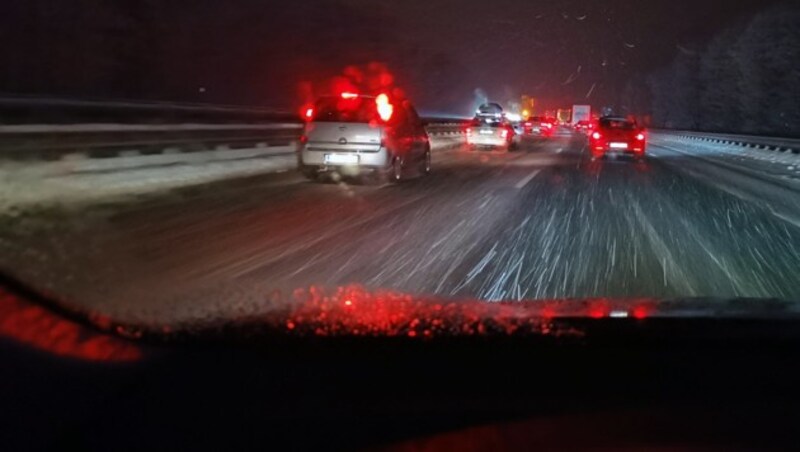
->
left=479, top=130, right=494, bottom=135
left=610, top=142, right=628, bottom=149
left=324, top=154, right=359, bottom=164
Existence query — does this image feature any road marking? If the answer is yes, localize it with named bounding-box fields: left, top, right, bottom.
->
left=515, top=169, right=542, bottom=189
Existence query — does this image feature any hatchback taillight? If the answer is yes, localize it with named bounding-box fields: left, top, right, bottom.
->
left=592, top=132, right=601, bottom=140
left=375, top=93, right=393, bottom=122
left=636, top=133, right=646, bottom=141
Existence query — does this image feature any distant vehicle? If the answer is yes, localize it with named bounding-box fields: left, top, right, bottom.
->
left=572, top=104, right=591, bottom=125
left=589, top=116, right=647, bottom=161
left=557, top=109, right=571, bottom=125
left=476, top=102, right=504, bottom=118
left=574, top=120, right=594, bottom=134
left=511, top=120, right=525, bottom=136
left=298, top=92, right=430, bottom=182
left=466, top=116, right=519, bottom=151
left=523, top=116, right=555, bottom=137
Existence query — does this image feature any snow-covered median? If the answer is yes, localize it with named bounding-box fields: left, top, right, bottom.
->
left=0, top=134, right=464, bottom=213
left=0, top=146, right=297, bottom=212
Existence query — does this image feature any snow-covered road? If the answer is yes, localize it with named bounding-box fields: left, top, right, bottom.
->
left=1, top=130, right=798, bottom=328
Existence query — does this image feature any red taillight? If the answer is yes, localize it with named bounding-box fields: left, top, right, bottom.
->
left=375, top=93, right=393, bottom=122
left=592, top=132, right=601, bottom=140
left=632, top=306, right=649, bottom=319
left=501, top=128, right=509, bottom=139
left=304, top=108, right=314, bottom=120
left=636, top=133, right=646, bottom=141
left=543, top=123, right=553, bottom=129
left=299, top=135, right=308, bottom=144
left=341, top=92, right=358, bottom=99
left=588, top=123, right=594, bottom=129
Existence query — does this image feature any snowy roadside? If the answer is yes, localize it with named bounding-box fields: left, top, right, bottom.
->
left=650, top=133, right=800, bottom=182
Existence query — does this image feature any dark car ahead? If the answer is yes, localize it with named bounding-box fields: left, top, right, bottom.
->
left=574, top=119, right=594, bottom=134
left=523, top=116, right=555, bottom=137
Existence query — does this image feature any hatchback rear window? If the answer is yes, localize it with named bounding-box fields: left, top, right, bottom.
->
left=472, top=118, right=506, bottom=128
left=314, top=97, right=378, bottom=123
left=599, top=118, right=637, bottom=130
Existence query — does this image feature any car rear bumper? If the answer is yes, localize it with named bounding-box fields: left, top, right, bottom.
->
left=299, top=146, right=390, bottom=169
left=468, top=136, right=508, bottom=147
left=591, top=143, right=646, bottom=156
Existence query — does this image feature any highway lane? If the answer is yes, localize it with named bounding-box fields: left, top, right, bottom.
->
left=1, top=130, right=799, bottom=326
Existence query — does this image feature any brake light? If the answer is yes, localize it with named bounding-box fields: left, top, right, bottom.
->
left=636, top=133, right=646, bottom=141
left=543, top=123, right=553, bottom=129
left=375, top=93, right=393, bottom=122
left=304, top=107, right=314, bottom=120
left=592, top=132, right=601, bottom=140
left=299, top=135, right=308, bottom=144
left=341, top=92, right=358, bottom=99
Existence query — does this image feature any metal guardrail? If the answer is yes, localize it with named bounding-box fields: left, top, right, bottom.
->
left=653, top=129, right=800, bottom=154
left=0, top=96, right=469, bottom=161
left=0, top=95, right=296, bottom=124
left=0, top=121, right=465, bottom=161
left=0, top=123, right=302, bottom=160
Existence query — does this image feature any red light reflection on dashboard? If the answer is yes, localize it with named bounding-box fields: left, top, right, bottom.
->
left=0, top=289, right=140, bottom=362
left=632, top=306, right=650, bottom=319
left=273, top=285, right=588, bottom=339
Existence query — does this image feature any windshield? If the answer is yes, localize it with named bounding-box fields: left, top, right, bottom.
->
left=0, top=0, right=799, bottom=336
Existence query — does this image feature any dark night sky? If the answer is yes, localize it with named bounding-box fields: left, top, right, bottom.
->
left=363, top=0, right=783, bottom=113
left=0, top=0, right=787, bottom=115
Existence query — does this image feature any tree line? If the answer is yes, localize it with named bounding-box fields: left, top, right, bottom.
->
left=639, top=3, right=800, bottom=137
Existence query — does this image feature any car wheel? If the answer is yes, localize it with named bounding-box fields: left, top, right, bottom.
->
left=392, top=156, right=403, bottom=182
left=421, top=148, right=431, bottom=176
left=377, top=155, right=402, bottom=184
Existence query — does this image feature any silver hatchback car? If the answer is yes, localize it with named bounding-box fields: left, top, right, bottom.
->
left=298, top=93, right=431, bottom=182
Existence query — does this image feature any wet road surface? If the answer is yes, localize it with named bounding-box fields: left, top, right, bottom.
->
left=2, top=130, right=799, bottom=325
